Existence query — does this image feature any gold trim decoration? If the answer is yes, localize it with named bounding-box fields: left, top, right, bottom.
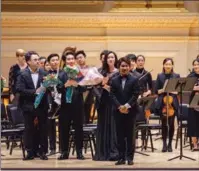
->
left=2, top=13, right=199, bottom=29
left=2, top=0, right=102, bottom=5
left=2, top=36, right=199, bottom=42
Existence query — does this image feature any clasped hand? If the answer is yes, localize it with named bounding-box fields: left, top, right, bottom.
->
left=119, top=105, right=129, bottom=114
left=64, top=80, right=78, bottom=88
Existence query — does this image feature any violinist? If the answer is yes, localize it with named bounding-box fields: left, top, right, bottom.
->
left=187, top=58, right=199, bottom=151
left=135, top=55, right=152, bottom=97
left=135, top=55, right=152, bottom=148
left=155, top=58, right=180, bottom=152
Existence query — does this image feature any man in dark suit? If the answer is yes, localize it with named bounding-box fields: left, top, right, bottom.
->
left=16, top=51, right=48, bottom=160
left=75, top=50, right=94, bottom=124
left=110, top=57, right=140, bottom=165
left=57, top=52, right=86, bottom=160
left=46, top=53, right=61, bottom=155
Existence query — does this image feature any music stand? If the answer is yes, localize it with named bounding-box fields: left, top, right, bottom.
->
left=165, top=77, right=197, bottom=161
left=189, top=93, right=199, bottom=110
left=136, top=96, right=156, bottom=156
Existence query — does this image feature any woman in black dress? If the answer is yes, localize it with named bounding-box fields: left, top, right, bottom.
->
left=135, top=55, right=153, bottom=96
left=94, top=51, right=119, bottom=161
left=135, top=55, right=153, bottom=148
left=155, top=58, right=180, bottom=152
left=8, top=49, right=27, bottom=104
left=187, top=58, right=199, bottom=151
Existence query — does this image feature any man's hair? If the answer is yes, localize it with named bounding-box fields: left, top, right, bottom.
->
left=39, top=56, right=46, bottom=61
left=75, top=50, right=86, bottom=59
left=125, top=54, right=137, bottom=61
left=25, top=51, right=39, bottom=62
left=196, top=54, right=199, bottom=59
left=117, top=57, right=131, bottom=67
left=47, top=53, right=59, bottom=62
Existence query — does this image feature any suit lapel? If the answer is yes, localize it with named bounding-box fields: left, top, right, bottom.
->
left=26, top=69, right=35, bottom=89
left=36, top=69, right=43, bottom=89
left=123, top=75, right=130, bottom=92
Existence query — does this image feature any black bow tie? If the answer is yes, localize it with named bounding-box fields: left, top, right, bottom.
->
left=49, top=70, right=57, bottom=74
left=120, top=75, right=128, bottom=79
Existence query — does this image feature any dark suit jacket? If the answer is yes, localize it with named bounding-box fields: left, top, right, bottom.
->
left=110, top=74, right=140, bottom=114
left=155, top=72, right=180, bottom=112
left=16, top=68, right=48, bottom=112
left=57, top=71, right=86, bottom=106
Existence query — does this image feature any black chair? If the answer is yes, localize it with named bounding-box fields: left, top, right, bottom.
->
left=1, top=128, right=25, bottom=158
left=136, top=105, right=162, bottom=152
left=8, top=106, right=25, bottom=156
left=6, top=104, right=15, bottom=124
left=9, top=106, right=24, bottom=129
left=175, top=104, right=191, bottom=150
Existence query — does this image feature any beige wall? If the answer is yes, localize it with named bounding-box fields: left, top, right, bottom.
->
left=1, top=12, right=199, bottom=84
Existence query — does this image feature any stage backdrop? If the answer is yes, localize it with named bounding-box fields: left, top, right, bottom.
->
left=1, top=10, right=199, bottom=83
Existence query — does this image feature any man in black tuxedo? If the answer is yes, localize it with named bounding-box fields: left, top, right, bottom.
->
left=57, top=52, right=86, bottom=160
left=46, top=53, right=61, bottom=155
left=16, top=51, right=48, bottom=160
left=110, top=57, right=140, bottom=165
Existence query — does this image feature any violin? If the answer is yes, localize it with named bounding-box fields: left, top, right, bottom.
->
left=162, top=95, right=175, bottom=117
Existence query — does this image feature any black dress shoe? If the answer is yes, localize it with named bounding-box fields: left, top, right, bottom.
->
left=167, top=145, right=173, bottom=152
left=127, top=160, right=134, bottom=165
left=77, top=153, right=85, bottom=160
left=23, top=154, right=34, bottom=161
left=33, top=152, right=40, bottom=158
left=58, top=153, right=68, bottom=160
left=40, top=153, right=48, bottom=160
left=49, top=150, right=56, bottom=155
left=115, top=159, right=125, bottom=165
left=162, top=144, right=167, bottom=152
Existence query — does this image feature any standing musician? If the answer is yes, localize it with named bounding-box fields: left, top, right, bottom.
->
left=135, top=55, right=153, bottom=148
left=46, top=53, right=62, bottom=155
left=155, top=58, right=180, bottom=152
left=16, top=51, right=48, bottom=160
left=57, top=52, right=85, bottom=160
left=110, top=57, right=139, bottom=165
left=75, top=50, right=95, bottom=124
left=187, top=58, right=199, bottom=151
left=135, top=55, right=152, bottom=97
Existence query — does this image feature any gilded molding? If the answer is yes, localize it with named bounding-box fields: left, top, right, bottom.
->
left=2, top=0, right=102, bottom=5
left=2, top=36, right=199, bottom=42
left=2, top=13, right=199, bottom=29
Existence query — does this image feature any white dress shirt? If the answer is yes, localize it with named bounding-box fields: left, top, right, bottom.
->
left=121, top=76, right=131, bottom=109
left=29, top=67, right=39, bottom=89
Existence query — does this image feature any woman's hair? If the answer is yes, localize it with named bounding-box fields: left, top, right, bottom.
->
left=60, top=46, right=76, bottom=69
left=192, top=58, right=199, bottom=65
left=44, top=60, right=49, bottom=71
left=162, top=57, right=174, bottom=73
left=101, top=51, right=118, bottom=76
left=136, top=55, right=145, bottom=62
left=100, top=50, right=109, bottom=60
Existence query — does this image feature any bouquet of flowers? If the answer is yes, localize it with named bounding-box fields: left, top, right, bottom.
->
left=34, top=74, right=62, bottom=108
left=1, top=76, right=6, bottom=92
left=78, top=67, right=103, bottom=86
left=63, top=65, right=84, bottom=103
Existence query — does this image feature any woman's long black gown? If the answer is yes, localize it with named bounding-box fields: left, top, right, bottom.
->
left=94, top=70, right=119, bottom=161
left=187, top=72, right=199, bottom=138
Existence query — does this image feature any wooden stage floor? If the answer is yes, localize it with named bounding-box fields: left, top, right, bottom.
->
left=1, top=137, right=199, bottom=169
